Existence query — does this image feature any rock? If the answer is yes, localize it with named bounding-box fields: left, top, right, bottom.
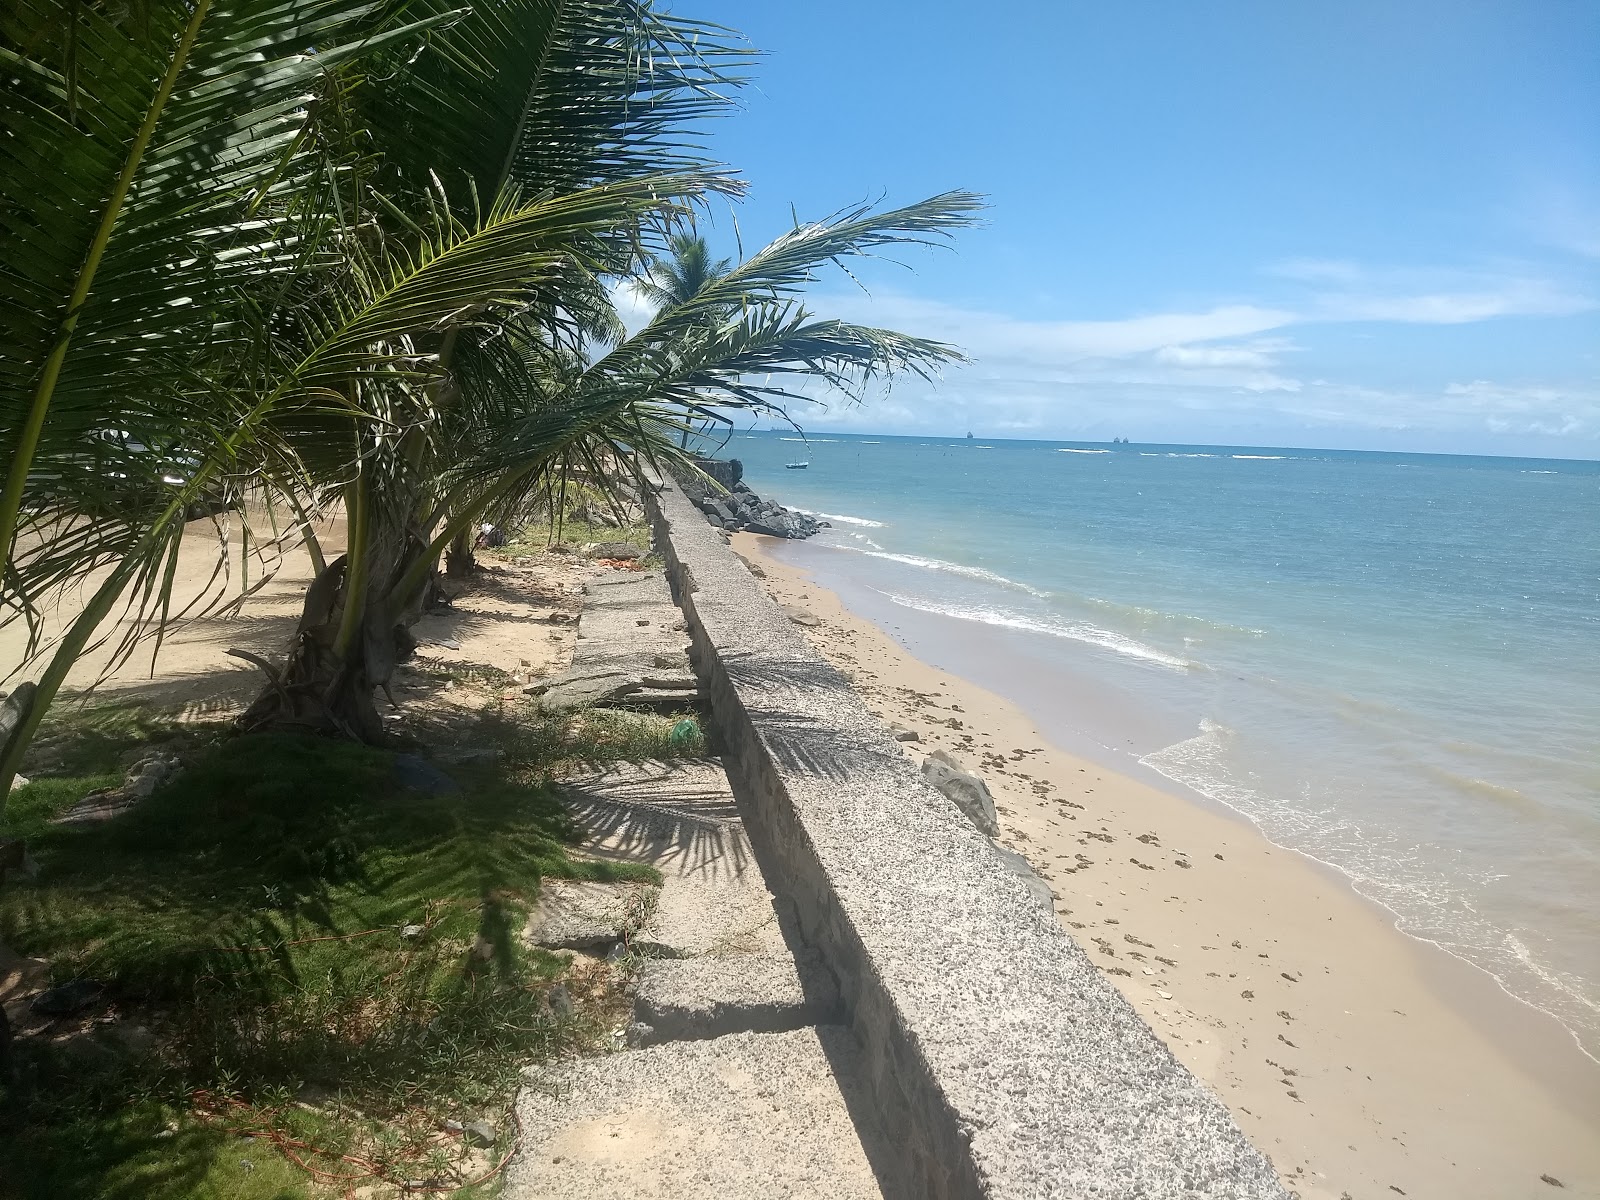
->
left=783, top=606, right=820, bottom=628
left=109, top=1022, right=158, bottom=1055
left=526, top=881, right=638, bottom=949
left=443, top=1119, right=464, bottom=1134
left=571, top=501, right=621, bottom=528
left=547, top=983, right=574, bottom=1017
left=993, top=845, right=1054, bottom=915
left=691, top=456, right=743, bottom=490
left=31, top=979, right=107, bottom=1016
left=584, top=541, right=643, bottom=560
left=527, top=666, right=643, bottom=711
left=463, top=1120, right=496, bottom=1148
left=400, top=924, right=427, bottom=940
left=393, top=753, right=460, bottom=795
left=889, top=724, right=921, bottom=743
left=8, top=774, right=28, bottom=792
left=921, top=751, right=1000, bottom=837
left=123, top=756, right=174, bottom=800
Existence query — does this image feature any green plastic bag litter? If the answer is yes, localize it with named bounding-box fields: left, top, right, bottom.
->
left=668, top=718, right=700, bottom=750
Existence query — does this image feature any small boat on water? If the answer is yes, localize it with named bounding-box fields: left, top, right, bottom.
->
left=785, top=461, right=808, bottom=470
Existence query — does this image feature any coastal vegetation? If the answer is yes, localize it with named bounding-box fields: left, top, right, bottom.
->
left=0, top=0, right=980, bottom=792
left=0, top=681, right=691, bottom=1196
left=0, top=0, right=975, bottom=1192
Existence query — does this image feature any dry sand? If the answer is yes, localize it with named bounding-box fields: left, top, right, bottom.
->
left=735, top=530, right=1600, bottom=1200
left=0, top=512, right=594, bottom=736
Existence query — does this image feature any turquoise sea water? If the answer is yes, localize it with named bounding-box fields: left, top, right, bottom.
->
left=724, top=430, right=1600, bottom=1061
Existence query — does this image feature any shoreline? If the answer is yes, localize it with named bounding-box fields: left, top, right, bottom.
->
left=735, top=530, right=1600, bottom=1200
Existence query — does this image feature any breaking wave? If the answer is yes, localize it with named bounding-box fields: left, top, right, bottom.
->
left=876, top=591, right=1192, bottom=669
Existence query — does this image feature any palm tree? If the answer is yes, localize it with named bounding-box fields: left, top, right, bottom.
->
left=637, top=232, right=735, bottom=311
left=0, top=0, right=742, bottom=788
left=0, top=0, right=981, bottom=793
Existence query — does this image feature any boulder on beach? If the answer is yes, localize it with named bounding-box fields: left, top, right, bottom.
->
left=921, top=750, right=1000, bottom=837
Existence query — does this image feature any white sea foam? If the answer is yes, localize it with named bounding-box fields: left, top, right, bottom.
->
left=1232, top=454, right=1287, bottom=460
left=1057, top=447, right=1111, bottom=454
left=1141, top=452, right=1218, bottom=458
left=840, top=548, right=1052, bottom=598
left=796, top=509, right=885, bottom=528
left=1142, top=721, right=1600, bottom=1064
left=877, top=590, right=1191, bottom=669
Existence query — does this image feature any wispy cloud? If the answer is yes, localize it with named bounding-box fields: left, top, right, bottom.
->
left=608, top=254, right=1596, bottom=451
left=750, top=264, right=1599, bottom=451
left=1274, top=260, right=1595, bottom=323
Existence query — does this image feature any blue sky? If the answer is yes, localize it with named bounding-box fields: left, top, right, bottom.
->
left=654, top=0, right=1599, bottom=457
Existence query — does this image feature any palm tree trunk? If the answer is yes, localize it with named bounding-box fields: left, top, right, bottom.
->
left=445, top=525, right=477, bottom=576
left=237, top=477, right=423, bottom=742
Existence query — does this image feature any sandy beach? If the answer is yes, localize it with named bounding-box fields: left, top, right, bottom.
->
left=734, top=530, right=1600, bottom=1200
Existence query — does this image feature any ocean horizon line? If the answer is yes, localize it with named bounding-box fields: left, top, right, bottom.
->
left=730, top=428, right=1600, bottom=467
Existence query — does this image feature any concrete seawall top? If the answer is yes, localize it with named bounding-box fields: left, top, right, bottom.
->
left=647, top=474, right=1289, bottom=1200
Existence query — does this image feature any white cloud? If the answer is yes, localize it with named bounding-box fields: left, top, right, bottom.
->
left=624, top=252, right=1597, bottom=453
left=1264, top=259, right=1594, bottom=323
left=1153, top=341, right=1286, bottom=369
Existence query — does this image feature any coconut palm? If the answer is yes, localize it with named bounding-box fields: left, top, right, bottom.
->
left=0, top=0, right=743, bottom=789
left=0, top=0, right=981, bottom=793
left=637, top=232, right=736, bottom=311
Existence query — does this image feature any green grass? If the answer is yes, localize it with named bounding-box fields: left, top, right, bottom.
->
left=0, top=704, right=704, bottom=1199
left=499, top=502, right=658, bottom=568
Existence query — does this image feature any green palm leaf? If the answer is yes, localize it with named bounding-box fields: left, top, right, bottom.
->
left=0, top=0, right=445, bottom=611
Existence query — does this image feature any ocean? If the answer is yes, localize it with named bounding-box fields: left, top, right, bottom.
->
left=720, top=430, right=1600, bottom=1062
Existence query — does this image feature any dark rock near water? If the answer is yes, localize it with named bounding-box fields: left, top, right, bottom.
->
left=674, top=459, right=823, bottom=540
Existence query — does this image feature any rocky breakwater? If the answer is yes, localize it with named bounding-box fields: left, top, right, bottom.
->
left=676, top=459, right=825, bottom=540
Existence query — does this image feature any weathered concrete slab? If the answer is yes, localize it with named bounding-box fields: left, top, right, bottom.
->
left=530, top=567, right=698, bottom=712
left=526, top=881, right=646, bottom=950
left=558, top=760, right=750, bottom=887
left=633, top=949, right=838, bottom=1044
left=646, top=476, right=1288, bottom=1200
left=506, top=1026, right=885, bottom=1200
left=558, top=759, right=839, bottom=1039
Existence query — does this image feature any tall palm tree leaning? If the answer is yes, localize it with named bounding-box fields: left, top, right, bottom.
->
left=0, top=0, right=983, bottom=797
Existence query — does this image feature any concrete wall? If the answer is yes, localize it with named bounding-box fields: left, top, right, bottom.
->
left=645, top=475, right=1289, bottom=1200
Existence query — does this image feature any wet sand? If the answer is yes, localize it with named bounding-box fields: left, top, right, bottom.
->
left=735, top=531, right=1600, bottom=1200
